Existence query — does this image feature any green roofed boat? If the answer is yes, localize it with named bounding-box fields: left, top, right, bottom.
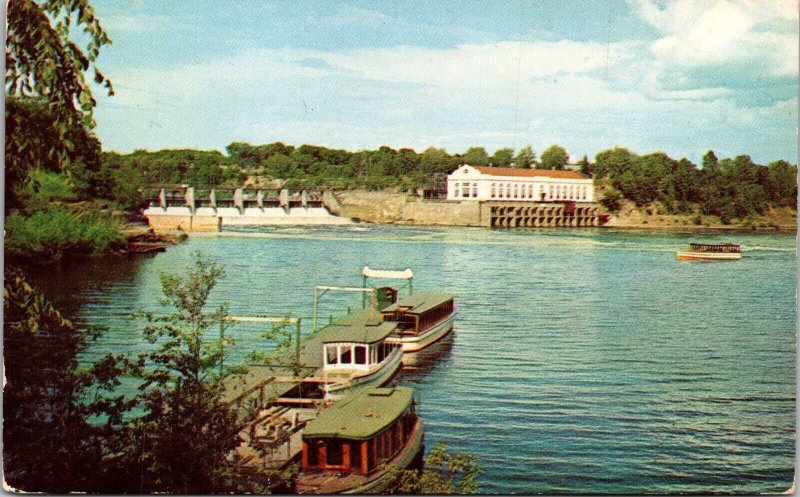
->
left=320, top=310, right=404, bottom=400
left=362, top=267, right=456, bottom=353
left=296, top=386, right=423, bottom=494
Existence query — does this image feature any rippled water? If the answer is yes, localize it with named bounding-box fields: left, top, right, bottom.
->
left=29, top=226, right=796, bottom=494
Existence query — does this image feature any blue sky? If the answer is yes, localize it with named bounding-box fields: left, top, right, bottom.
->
left=91, top=0, right=798, bottom=164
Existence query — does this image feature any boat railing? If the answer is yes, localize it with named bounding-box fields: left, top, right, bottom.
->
left=312, top=285, right=378, bottom=332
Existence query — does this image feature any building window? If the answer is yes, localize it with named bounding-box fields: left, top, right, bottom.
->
left=340, top=346, right=352, bottom=364
left=528, top=185, right=534, bottom=198
left=491, top=183, right=496, bottom=198
left=472, top=182, right=478, bottom=198
left=462, top=182, right=470, bottom=198
left=549, top=185, right=554, bottom=198
left=512, top=184, right=518, bottom=198
left=506, top=184, right=512, bottom=198
left=453, top=184, right=459, bottom=198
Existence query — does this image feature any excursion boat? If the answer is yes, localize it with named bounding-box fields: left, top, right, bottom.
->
left=296, top=387, right=424, bottom=494
left=382, top=292, right=455, bottom=353
left=320, top=310, right=403, bottom=400
left=362, top=267, right=456, bottom=353
left=676, top=242, right=742, bottom=261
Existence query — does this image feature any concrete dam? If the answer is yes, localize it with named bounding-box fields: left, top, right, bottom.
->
left=143, top=187, right=351, bottom=232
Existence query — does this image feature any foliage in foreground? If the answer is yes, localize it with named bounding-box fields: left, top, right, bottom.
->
left=3, top=268, right=133, bottom=492
left=3, top=254, right=291, bottom=493
left=5, top=0, right=112, bottom=209
left=385, top=441, right=482, bottom=494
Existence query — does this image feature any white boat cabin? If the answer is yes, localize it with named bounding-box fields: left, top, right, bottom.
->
left=322, top=313, right=401, bottom=372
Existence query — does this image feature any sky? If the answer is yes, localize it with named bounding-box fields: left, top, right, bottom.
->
left=90, top=0, right=798, bottom=164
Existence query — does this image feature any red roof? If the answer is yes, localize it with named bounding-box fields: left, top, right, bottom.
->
left=473, top=166, right=587, bottom=180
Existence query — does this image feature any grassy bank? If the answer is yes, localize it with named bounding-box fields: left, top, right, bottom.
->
left=5, top=205, right=127, bottom=261
left=603, top=200, right=796, bottom=232
left=5, top=171, right=181, bottom=263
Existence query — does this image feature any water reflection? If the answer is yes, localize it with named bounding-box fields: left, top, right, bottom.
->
left=22, top=254, right=158, bottom=320
left=399, top=331, right=455, bottom=379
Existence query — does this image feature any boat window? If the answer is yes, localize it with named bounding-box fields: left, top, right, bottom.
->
left=355, top=346, right=366, bottom=365
left=326, top=440, right=343, bottom=466
left=308, top=441, right=321, bottom=467
left=350, top=442, right=362, bottom=471
left=340, top=347, right=352, bottom=364
left=326, top=347, right=338, bottom=365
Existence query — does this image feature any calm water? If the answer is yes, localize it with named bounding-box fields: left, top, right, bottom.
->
left=30, top=226, right=796, bottom=494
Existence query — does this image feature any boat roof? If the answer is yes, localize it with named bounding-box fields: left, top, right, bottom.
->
left=381, top=291, right=454, bottom=315
left=302, top=387, right=414, bottom=440
left=690, top=242, right=740, bottom=246
left=320, top=309, right=399, bottom=344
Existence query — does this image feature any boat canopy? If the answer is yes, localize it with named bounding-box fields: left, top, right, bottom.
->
left=303, top=387, right=414, bottom=440
left=381, top=291, right=454, bottom=315
left=689, top=243, right=741, bottom=253
left=321, top=310, right=399, bottom=344
left=362, top=266, right=413, bottom=280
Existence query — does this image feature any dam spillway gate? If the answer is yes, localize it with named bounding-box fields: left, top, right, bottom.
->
left=483, top=201, right=600, bottom=228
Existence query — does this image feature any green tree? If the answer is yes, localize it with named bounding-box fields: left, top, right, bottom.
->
left=766, top=160, right=797, bottom=207
left=514, top=145, right=537, bottom=168
left=462, top=147, right=490, bottom=166
left=119, top=253, right=244, bottom=493
left=598, top=185, right=624, bottom=212
left=419, top=146, right=451, bottom=174
left=385, top=442, right=481, bottom=494
left=578, top=155, right=592, bottom=176
left=540, top=144, right=569, bottom=170
left=594, top=147, right=636, bottom=179
left=490, top=147, right=514, bottom=167
left=6, top=0, right=113, bottom=207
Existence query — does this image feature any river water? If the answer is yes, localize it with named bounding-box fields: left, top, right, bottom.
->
left=30, top=225, right=796, bottom=494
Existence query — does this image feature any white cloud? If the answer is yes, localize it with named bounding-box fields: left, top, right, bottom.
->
left=631, top=0, right=798, bottom=100
left=93, top=25, right=796, bottom=163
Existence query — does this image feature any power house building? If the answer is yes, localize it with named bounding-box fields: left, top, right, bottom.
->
left=446, top=165, right=599, bottom=228
left=447, top=165, right=594, bottom=202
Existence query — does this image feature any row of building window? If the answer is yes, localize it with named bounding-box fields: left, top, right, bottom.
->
left=491, top=183, right=589, bottom=201
left=453, top=182, right=479, bottom=198
left=454, top=181, right=589, bottom=200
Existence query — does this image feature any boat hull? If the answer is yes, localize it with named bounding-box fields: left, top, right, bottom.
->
left=324, top=348, right=403, bottom=400
left=344, top=422, right=424, bottom=494
left=676, top=251, right=742, bottom=261
left=296, top=419, right=424, bottom=494
left=387, top=313, right=455, bottom=353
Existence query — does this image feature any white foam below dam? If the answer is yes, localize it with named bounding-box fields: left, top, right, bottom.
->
left=144, top=206, right=352, bottom=226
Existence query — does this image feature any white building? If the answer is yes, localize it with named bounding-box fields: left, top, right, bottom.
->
left=446, top=165, right=594, bottom=202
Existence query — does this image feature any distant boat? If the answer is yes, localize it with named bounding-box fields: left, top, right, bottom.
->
left=362, top=266, right=456, bottom=353
left=676, top=243, right=742, bottom=261
left=382, top=292, right=455, bottom=352
left=295, top=386, right=423, bottom=494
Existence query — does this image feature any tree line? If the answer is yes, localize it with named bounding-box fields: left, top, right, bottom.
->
left=95, top=142, right=796, bottom=222
left=591, top=148, right=796, bottom=223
